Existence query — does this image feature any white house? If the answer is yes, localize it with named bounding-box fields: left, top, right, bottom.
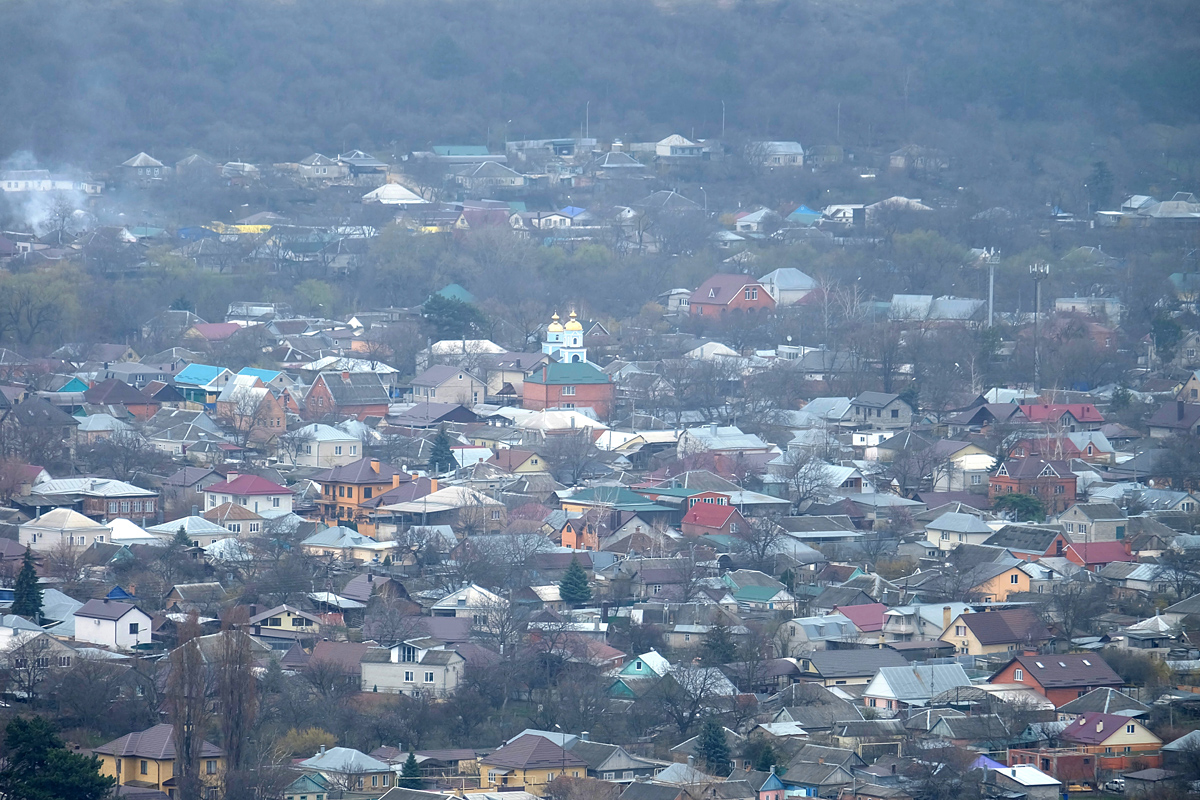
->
left=72, top=599, right=153, bottom=650
left=202, top=473, right=293, bottom=514
left=19, top=508, right=111, bottom=553
left=758, top=268, right=817, bottom=306
left=361, top=638, right=466, bottom=697
left=285, top=423, right=361, bottom=467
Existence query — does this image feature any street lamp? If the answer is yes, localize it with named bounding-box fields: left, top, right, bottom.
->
left=1029, top=261, right=1051, bottom=391
left=699, top=186, right=707, bottom=214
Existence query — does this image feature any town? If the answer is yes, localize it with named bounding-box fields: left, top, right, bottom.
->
left=0, top=129, right=1198, bottom=800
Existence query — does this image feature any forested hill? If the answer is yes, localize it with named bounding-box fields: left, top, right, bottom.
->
left=2, top=0, right=1198, bottom=175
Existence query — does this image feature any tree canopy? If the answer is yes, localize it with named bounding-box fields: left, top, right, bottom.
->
left=0, top=717, right=115, bottom=800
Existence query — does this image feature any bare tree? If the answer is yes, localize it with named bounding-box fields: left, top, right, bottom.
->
left=169, top=616, right=212, bottom=800
left=4, top=633, right=57, bottom=703
left=737, top=514, right=785, bottom=572
left=276, top=426, right=315, bottom=466
left=45, top=540, right=89, bottom=594
left=777, top=449, right=835, bottom=511
left=216, top=614, right=258, bottom=772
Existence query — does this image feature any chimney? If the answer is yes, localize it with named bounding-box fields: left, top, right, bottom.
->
left=770, top=766, right=776, bottom=775
left=942, top=606, right=952, bottom=630
left=687, top=756, right=694, bottom=766
left=368, top=573, right=374, bottom=583
left=891, top=764, right=897, bottom=775
left=542, top=366, right=548, bottom=382
left=1096, top=720, right=1103, bottom=732
left=370, top=458, right=381, bottom=474
left=103, top=598, right=109, bottom=604
left=319, top=745, right=326, bottom=755
left=581, top=731, right=589, bottom=742
left=818, top=756, right=824, bottom=765
left=226, top=472, right=238, bottom=482
left=1179, top=400, right=1186, bottom=421
left=710, top=422, right=718, bottom=436
left=342, top=371, right=351, bottom=382
left=430, top=478, right=438, bottom=493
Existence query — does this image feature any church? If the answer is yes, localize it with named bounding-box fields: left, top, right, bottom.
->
left=522, top=310, right=615, bottom=418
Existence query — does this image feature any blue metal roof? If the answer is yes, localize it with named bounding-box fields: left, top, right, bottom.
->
left=174, top=363, right=228, bottom=386
left=238, top=367, right=283, bottom=383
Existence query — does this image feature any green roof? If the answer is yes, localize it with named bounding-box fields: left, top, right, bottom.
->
left=734, top=585, right=785, bottom=602
left=434, top=283, right=477, bottom=304
left=527, top=362, right=611, bottom=385
left=640, top=486, right=707, bottom=499
left=563, top=486, right=672, bottom=512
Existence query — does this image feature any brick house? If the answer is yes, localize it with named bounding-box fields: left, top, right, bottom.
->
left=305, top=371, right=390, bottom=421
left=688, top=273, right=777, bottom=318
left=1055, top=502, right=1128, bottom=542
left=989, top=654, right=1123, bottom=707
left=989, top=458, right=1076, bottom=515
left=523, top=362, right=615, bottom=419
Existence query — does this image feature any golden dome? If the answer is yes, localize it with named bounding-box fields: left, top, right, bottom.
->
left=547, top=312, right=564, bottom=333
left=564, top=310, right=583, bottom=332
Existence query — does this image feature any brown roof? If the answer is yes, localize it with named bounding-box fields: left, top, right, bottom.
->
left=94, top=724, right=224, bottom=759
left=76, top=598, right=144, bottom=621
left=961, top=609, right=1050, bottom=646
left=994, top=654, right=1122, bottom=689
left=481, top=734, right=588, bottom=771
left=203, top=502, right=263, bottom=523
left=315, top=457, right=407, bottom=485
left=310, top=640, right=369, bottom=673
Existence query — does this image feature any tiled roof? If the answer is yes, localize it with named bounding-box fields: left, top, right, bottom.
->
left=961, top=609, right=1049, bottom=645
left=995, top=654, right=1122, bottom=689
left=1019, top=403, right=1104, bottom=423
left=692, top=273, right=770, bottom=306
left=205, top=474, right=290, bottom=496
left=1061, top=713, right=1141, bottom=745
left=315, top=457, right=406, bottom=485
left=481, top=734, right=588, bottom=770
left=94, top=724, right=223, bottom=759
left=682, top=502, right=738, bottom=528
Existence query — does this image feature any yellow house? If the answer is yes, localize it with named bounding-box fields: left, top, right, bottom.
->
left=298, top=746, right=394, bottom=794
left=94, top=724, right=225, bottom=797
left=967, top=563, right=1031, bottom=602
left=1060, top=713, right=1162, bottom=753
left=487, top=449, right=548, bottom=474
left=477, top=734, right=588, bottom=797
left=248, top=604, right=321, bottom=640
left=940, top=608, right=1050, bottom=656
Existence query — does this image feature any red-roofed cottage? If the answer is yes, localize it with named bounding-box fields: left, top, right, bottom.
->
left=1064, top=541, right=1135, bottom=572
left=833, top=602, right=886, bottom=634
left=989, top=654, right=1123, bottom=707
left=202, top=472, right=292, bottom=514
left=680, top=502, right=749, bottom=537
left=688, top=274, right=777, bottom=317
left=1018, top=404, right=1104, bottom=431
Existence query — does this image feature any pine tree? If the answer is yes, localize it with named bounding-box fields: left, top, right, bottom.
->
left=0, top=716, right=114, bottom=800
left=752, top=742, right=777, bottom=772
left=696, top=718, right=731, bottom=776
left=558, top=556, right=592, bottom=606
left=399, top=750, right=422, bottom=788
left=428, top=426, right=457, bottom=474
left=173, top=525, right=191, bottom=548
left=12, top=548, right=42, bottom=620
left=701, top=624, right=737, bottom=666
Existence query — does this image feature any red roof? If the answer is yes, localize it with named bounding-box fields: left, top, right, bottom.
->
left=691, top=273, right=775, bottom=307
left=833, top=602, right=886, bottom=632
left=1065, top=541, right=1134, bottom=566
left=1018, top=403, right=1104, bottom=424
left=682, top=502, right=738, bottom=528
left=190, top=322, right=241, bottom=341
left=1061, top=713, right=1139, bottom=745
left=204, top=473, right=290, bottom=496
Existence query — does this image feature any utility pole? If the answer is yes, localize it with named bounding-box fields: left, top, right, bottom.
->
left=986, top=248, right=999, bottom=328
left=721, top=100, right=726, bottom=138
left=1030, top=261, right=1051, bottom=391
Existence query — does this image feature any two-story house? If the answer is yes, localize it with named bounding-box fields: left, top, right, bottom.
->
left=304, top=371, right=391, bottom=421
left=94, top=724, right=225, bottom=796
left=940, top=608, right=1050, bottom=656
left=285, top=423, right=361, bottom=467
left=989, top=654, right=1124, bottom=707
left=1018, top=403, right=1105, bottom=432
left=989, top=458, right=1077, bottom=515
left=687, top=274, right=777, bottom=318
left=72, top=599, right=153, bottom=650
left=314, top=457, right=409, bottom=534
left=850, top=392, right=914, bottom=430
left=299, top=746, right=394, bottom=794
left=249, top=604, right=321, bottom=641
left=410, top=365, right=486, bottom=406
left=202, top=473, right=292, bottom=515
left=360, top=637, right=466, bottom=697
left=522, top=362, right=615, bottom=419
left=1055, top=502, right=1128, bottom=542
left=479, top=734, right=588, bottom=795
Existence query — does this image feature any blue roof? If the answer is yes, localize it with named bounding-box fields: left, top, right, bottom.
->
left=106, top=585, right=137, bottom=600
left=559, top=206, right=586, bottom=217
left=174, top=363, right=228, bottom=386
left=238, top=367, right=283, bottom=383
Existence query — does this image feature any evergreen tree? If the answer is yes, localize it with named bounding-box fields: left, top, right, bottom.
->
left=173, top=525, right=191, bottom=548
left=399, top=750, right=422, bottom=788
left=12, top=548, right=42, bottom=620
left=701, top=624, right=737, bottom=666
left=428, top=426, right=457, bottom=474
left=695, top=718, right=731, bottom=777
left=0, top=716, right=114, bottom=800
left=558, top=556, right=592, bottom=606
left=752, top=742, right=778, bottom=772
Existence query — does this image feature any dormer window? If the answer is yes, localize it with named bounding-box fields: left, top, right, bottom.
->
left=401, top=645, right=416, bottom=662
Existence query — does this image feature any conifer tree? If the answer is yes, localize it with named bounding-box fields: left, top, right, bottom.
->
left=696, top=717, right=731, bottom=776
left=559, top=556, right=592, bottom=606
left=399, top=750, right=422, bottom=788
left=428, top=426, right=457, bottom=474
left=12, top=548, right=42, bottom=620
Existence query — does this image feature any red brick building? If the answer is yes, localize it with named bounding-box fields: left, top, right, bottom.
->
left=522, top=362, right=615, bottom=419
left=688, top=273, right=777, bottom=318
left=989, top=458, right=1076, bottom=515
left=989, top=654, right=1123, bottom=707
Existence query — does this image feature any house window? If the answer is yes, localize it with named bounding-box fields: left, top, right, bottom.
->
left=140, top=760, right=149, bottom=775
left=941, top=532, right=949, bottom=540
left=338, top=486, right=345, bottom=497
left=129, top=622, right=139, bottom=635
left=335, top=446, right=342, bottom=455
left=561, top=386, right=576, bottom=396
left=890, top=409, right=899, bottom=418
left=971, top=475, right=981, bottom=485
left=206, top=760, right=217, bottom=774
left=1010, top=574, right=1019, bottom=584
left=603, top=773, right=615, bottom=781
left=59, top=656, right=71, bottom=667
left=491, top=510, right=501, bottom=520
left=425, top=672, right=435, bottom=683
left=684, top=633, right=691, bottom=642
left=744, top=287, right=758, bottom=301
left=404, top=671, right=414, bottom=682
left=364, top=488, right=372, bottom=499
left=623, top=772, right=634, bottom=780
left=269, top=618, right=282, bottom=626
left=1079, top=524, right=1087, bottom=534
left=1014, top=668, right=1023, bottom=681
left=1054, top=485, right=1065, bottom=494
left=1127, top=724, right=1135, bottom=734
left=273, top=497, right=280, bottom=508
left=955, top=625, right=966, bottom=636
left=351, top=445, right=357, bottom=455
left=652, top=584, right=662, bottom=595
left=109, top=501, right=118, bottom=514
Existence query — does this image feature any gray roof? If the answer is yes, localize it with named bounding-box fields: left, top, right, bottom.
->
left=805, top=648, right=908, bottom=679
left=870, top=664, right=972, bottom=705
left=852, top=392, right=902, bottom=409
left=300, top=746, right=390, bottom=774
left=927, top=512, right=993, bottom=534
left=1057, top=687, right=1149, bottom=717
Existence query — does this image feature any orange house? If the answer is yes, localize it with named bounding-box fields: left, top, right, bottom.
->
left=989, top=654, right=1123, bottom=707
left=315, top=457, right=411, bottom=535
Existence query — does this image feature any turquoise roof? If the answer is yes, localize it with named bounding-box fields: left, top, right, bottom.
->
left=734, top=585, right=785, bottom=602
left=174, top=363, right=229, bottom=387
left=432, top=145, right=490, bottom=156
left=57, top=377, right=88, bottom=393
left=564, top=486, right=673, bottom=512
left=238, top=367, right=283, bottom=383
left=434, top=283, right=477, bottom=304
left=527, top=362, right=610, bottom=385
